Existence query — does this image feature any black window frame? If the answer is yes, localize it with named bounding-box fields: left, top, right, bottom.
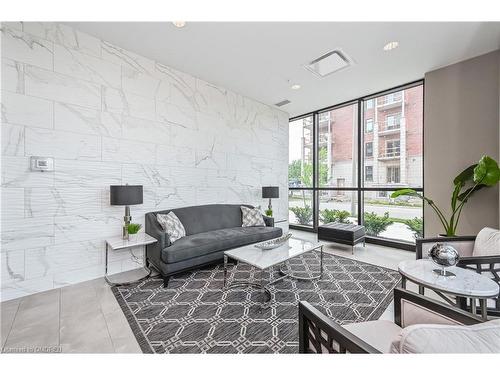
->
left=288, top=79, right=424, bottom=251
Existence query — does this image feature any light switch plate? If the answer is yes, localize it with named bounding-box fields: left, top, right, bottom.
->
left=30, top=156, right=54, bottom=172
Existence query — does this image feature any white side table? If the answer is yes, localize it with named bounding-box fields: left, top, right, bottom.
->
left=105, top=233, right=157, bottom=286
left=398, top=259, right=499, bottom=321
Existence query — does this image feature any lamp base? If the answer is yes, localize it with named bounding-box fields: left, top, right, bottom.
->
left=123, top=205, right=131, bottom=240
left=122, top=225, right=129, bottom=240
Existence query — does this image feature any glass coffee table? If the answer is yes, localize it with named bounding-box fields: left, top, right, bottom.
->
left=223, top=237, right=323, bottom=302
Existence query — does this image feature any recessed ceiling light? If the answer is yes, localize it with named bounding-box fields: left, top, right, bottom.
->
left=172, top=21, right=186, bottom=28
left=383, top=41, right=399, bottom=51
left=291, top=84, right=301, bottom=90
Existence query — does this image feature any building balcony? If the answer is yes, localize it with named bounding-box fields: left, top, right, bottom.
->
left=318, top=120, right=330, bottom=128
left=378, top=121, right=401, bottom=135
left=377, top=92, right=403, bottom=109
left=378, top=149, right=401, bottom=160
left=302, top=138, right=314, bottom=147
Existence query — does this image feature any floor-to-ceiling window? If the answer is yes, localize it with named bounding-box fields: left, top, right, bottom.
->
left=288, top=115, right=314, bottom=226
left=317, top=103, right=359, bottom=227
left=288, top=81, right=424, bottom=249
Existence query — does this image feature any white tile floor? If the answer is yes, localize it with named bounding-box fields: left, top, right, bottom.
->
left=0, top=229, right=414, bottom=353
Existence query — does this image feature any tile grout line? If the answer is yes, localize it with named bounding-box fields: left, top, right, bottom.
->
left=58, top=288, right=61, bottom=350
left=2, top=300, right=21, bottom=352
left=94, top=283, right=117, bottom=353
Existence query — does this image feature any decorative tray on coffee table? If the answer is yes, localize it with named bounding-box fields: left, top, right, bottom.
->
left=254, top=232, right=293, bottom=250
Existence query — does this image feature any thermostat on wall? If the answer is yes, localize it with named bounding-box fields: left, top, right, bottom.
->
left=30, top=156, right=54, bottom=172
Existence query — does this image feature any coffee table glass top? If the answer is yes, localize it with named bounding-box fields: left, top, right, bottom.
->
left=224, top=237, right=322, bottom=270
left=398, top=259, right=499, bottom=298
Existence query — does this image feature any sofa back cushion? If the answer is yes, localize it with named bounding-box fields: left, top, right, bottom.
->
left=473, top=227, right=500, bottom=257
left=148, top=204, right=253, bottom=236
left=241, top=206, right=266, bottom=227
left=156, top=212, right=186, bottom=244
left=389, top=319, right=500, bottom=353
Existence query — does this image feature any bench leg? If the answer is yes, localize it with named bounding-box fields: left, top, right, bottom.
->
left=163, top=276, right=170, bottom=288
left=352, top=245, right=354, bottom=255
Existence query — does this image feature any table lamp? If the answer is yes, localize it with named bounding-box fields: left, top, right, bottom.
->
left=110, top=185, right=143, bottom=240
left=262, top=186, right=279, bottom=216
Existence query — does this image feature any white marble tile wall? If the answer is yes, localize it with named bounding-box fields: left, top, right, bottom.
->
left=0, top=22, right=289, bottom=301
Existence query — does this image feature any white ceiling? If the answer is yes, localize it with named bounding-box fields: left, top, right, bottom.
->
left=68, top=22, right=500, bottom=117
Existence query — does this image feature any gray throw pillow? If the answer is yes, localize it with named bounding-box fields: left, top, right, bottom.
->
left=156, top=212, right=186, bottom=244
left=241, top=206, right=266, bottom=227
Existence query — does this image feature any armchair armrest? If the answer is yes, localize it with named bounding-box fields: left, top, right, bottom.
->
left=393, top=287, right=481, bottom=328
left=298, top=301, right=380, bottom=353
left=262, top=215, right=274, bottom=227
left=416, top=236, right=476, bottom=259
left=458, top=255, right=500, bottom=265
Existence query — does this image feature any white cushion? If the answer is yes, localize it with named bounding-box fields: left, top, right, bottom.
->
left=156, top=212, right=186, bottom=244
left=343, top=320, right=402, bottom=353
left=241, top=206, right=266, bottom=227
left=390, top=319, right=500, bottom=353
left=473, top=227, right=500, bottom=257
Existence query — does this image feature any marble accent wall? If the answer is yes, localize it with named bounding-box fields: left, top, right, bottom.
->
left=0, top=22, right=289, bottom=301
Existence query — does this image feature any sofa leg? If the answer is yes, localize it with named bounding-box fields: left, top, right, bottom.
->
left=163, top=276, right=170, bottom=288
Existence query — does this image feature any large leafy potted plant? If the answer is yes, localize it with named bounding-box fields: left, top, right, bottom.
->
left=391, top=155, right=500, bottom=237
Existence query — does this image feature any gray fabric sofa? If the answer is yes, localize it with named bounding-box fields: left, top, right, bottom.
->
left=145, top=204, right=282, bottom=286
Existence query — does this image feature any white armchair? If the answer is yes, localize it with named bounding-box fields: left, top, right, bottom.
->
left=298, top=287, right=500, bottom=353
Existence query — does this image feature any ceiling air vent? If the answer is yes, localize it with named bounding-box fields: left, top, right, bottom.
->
left=275, top=99, right=291, bottom=107
left=304, top=49, right=352, bottom=77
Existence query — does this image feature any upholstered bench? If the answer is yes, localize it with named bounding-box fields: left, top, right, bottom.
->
left=317, top=222, right=366, bottom=254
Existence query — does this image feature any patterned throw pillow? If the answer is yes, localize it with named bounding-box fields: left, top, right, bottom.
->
left=156, top=212, right=186, bottom=244
left=241, top=206, right=266, bottom=227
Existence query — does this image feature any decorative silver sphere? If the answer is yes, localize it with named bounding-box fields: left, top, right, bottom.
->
left=428, top=243, right=459, bottom=277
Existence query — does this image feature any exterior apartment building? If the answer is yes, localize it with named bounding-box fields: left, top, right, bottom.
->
left=313, top=85, right=423, bottom=200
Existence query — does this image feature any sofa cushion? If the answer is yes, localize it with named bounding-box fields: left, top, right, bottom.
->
left=156, top=212, right=186, bottom=244
left=161, top=226, right=282, bottom=263
left=389, top=319, right=500, bottom=353
left=343, top=320, right=402, bottom=353
left=473, top=227, right=500, bottom=257
left=241, top=206, right=266, bottom=227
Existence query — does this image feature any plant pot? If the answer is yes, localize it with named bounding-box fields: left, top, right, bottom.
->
left=128, top=233, right=138, bottom=241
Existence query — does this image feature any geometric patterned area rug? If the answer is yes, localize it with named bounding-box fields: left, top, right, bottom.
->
left=112, top=251, right=401, bottom=353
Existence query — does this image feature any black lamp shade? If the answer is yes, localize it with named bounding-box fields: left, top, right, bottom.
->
left=262, top=186, right=279, bottom=199
left=110, top=185, right=143, bottom=206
